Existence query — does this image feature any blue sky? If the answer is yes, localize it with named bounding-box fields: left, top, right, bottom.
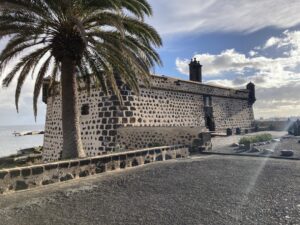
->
left=146, top=0, right=300, bottom=119
left=153, top=27, right=292, bottom=79
left=1, top=0, right=300, bottom=125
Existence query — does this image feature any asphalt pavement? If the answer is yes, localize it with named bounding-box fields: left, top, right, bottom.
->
left=0, top=155, right=299, bottom=225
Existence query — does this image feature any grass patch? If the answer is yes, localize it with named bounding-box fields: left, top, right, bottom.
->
left=239, top=133, right=272, bottom=145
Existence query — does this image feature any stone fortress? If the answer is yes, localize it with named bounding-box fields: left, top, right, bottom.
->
left=42, top=59, right=256, bottom=161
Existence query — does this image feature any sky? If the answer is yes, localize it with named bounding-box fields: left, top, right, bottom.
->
left=1, top=0, right=300, bottom=125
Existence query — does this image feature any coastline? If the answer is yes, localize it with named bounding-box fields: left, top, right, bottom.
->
left=0, top=125, right=44, bottom=158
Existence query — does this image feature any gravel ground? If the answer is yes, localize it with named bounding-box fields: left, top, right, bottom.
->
left=0, top=155, right=299, bottom=225
left=211, top=131, right=300, bottom=159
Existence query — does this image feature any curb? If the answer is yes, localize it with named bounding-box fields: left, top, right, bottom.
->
left=199, top=152, right=300, bottom=161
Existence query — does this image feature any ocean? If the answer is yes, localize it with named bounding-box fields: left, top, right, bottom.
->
left=0, top=125, right=44, bottom=157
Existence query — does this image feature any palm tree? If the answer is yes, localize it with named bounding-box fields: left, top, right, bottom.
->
left=0, top=0, right=162, bottom=159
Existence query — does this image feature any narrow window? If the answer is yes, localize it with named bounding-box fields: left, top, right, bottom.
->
left=204, top=96, right=212, bottom=107
left=205, top=96, right=209, bottom=107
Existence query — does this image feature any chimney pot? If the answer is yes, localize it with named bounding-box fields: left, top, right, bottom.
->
left=189, top=58, right=202, bottom=82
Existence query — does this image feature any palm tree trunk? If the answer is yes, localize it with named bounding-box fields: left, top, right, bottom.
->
left=60, top=57, right=86, bottom=159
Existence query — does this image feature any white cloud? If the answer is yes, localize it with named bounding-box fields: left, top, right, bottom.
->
left=176, top=49, right=263, bottom=77
left=0, top=59, right=46, bottom=125
left=254, top=83, right=300, bottom=118
left=177, top=30, right=300, bottom=86
left=263, top=37, right=281, bottom=49
left=0, top=87, right=46, bottom=125
left=249, top=51, right=258, bottom=57
left=176, top=30, right=300, bottom=118
left=149, top=0, right=300, bottom=35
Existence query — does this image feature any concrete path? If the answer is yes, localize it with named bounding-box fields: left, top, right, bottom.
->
left=211, top=131, right=288, bottom=150
left=211, top=131, right=300, bottom=159
left=0, top=155, right=299, bottom=225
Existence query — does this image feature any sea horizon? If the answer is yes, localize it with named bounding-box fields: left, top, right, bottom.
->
left=0, top=124, right=45, bottom=157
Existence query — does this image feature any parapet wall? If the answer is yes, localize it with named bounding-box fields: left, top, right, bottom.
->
left=148, top=75, right=249, bottom=99
left=0, top=145, right=189, bottom=194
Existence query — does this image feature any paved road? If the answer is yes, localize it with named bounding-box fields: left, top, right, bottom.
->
left=0, top=155, right=299, bottom=225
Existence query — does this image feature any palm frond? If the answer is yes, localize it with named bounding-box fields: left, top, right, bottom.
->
left=2, top=46, right=50, bottom=87
left=33, top=56, right=52, bottom=119
left=121, top=0, right=152, bottom=19
left=0, top=0, right=162, bottom=118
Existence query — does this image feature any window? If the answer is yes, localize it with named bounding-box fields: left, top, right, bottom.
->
left=204, top=96, right=212, bottom=107
left=81, top=104, right=89, bottom=115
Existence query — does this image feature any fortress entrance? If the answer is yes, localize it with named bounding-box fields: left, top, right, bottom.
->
left=205, top=115, right=215, bottom=131
left=204, top=95, right=215, bottom=131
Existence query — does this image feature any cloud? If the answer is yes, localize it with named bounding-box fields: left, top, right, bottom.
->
left=0, top=59, right=46, bottom=125
left=149, top=0, right=300, bottom=35
left=249, top=51, right=258, bottom=57
left=177, top=30, right=300, bottom=86
left=263, top=37, right=281, bottom=49
left=0, top=85, right=46, bottom=125
left=176, top=30, right=300, bottom=118
left=254, top=83, right=300, bottom=118
left=176, top=49, right=263, bottom=77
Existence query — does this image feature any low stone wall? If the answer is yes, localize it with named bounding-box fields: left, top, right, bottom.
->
left=115, top=126, right=208, bottom=150
left=0, top=146, right=188, bottom=194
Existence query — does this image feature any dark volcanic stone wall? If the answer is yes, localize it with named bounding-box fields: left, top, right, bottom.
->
left=115, top=127, right=207, bottom=150
left=1, top=146, right=189, bottom=194
left=43, top=75, right=254, bottom=161
left=131, top=88, right=206, bottom=127
left=212, top=96, right=254, bottom=131
left=43, top=89, right=131, bottom=161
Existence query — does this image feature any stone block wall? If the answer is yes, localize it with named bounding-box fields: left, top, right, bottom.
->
left=212, top=96, right=254, bottom=131
left=131, top=87, right=206, bottom=127
left=116, top=126, right=208, bottom=150
left=43, top=75, right=254, bottom=161
left=0, top=146, right=189, bottom=194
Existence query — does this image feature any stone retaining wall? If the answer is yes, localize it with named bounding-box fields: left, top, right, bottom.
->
left=0, top=146, right=188, bottom=194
